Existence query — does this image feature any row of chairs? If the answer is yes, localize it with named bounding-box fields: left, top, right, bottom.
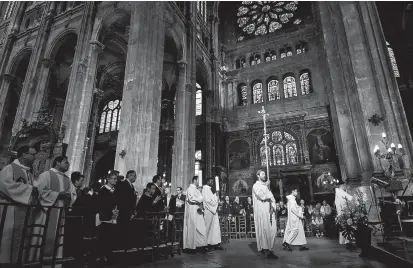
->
left=220, top=215, right=256, bottom=240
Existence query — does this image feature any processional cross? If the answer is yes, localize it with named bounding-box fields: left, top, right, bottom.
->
left=258, top=106, right=270, bottom=180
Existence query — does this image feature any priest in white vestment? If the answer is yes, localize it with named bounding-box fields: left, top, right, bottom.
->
left=0, top=146, right=38, bottom=264
left=252, top=170, right=278, bottom=259
left=202, top=178, right=223, bottom=250
left=30, top=156, right=76, bottom=267
left=183, top=176, right=208, bottom=253
left=283, top=188, right=309, bottom=251
left=335, top=185, right=353, bottom=246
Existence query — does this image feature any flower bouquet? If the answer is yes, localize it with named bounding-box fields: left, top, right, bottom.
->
left=335, top=190, right=370, bottom=241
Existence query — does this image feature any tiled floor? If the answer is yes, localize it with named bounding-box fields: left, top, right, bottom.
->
left=109, top=238, right=390, bottom=268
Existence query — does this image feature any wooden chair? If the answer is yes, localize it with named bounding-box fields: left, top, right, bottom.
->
left=219, top=215, right=229, bottom=243
left=229, top=216, right=237, bottom=239
left=237, top=216, right=247, bottom=239
left=138, top=213, right=162, bottom=262
left=171, top=212, right=183, bottom=256
left=248, top=216, right=256, bottom=239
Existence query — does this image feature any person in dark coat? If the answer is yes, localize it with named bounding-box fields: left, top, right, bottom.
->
left=175, top=187, right=186, bottom=213
left=152, top=174, right=165, bottom=212
left=114, top=170, right=137, bottom=249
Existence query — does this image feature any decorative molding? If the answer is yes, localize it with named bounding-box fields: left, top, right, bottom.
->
left=41, top=58, right=55, bottom=68
left=247, top=114, right=306, bottom=129
left=177, top=60, right=187, bottom=69
left=90, top=40, right=105, bottom=52
left=1, top=73, right=16, bottom=83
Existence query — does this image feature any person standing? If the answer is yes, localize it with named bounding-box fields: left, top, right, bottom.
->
left=0, top=146, right=38, bottom=265
left=175, top=186, right=186, bottom=213
left=152, top=174, right=165, bottom=212
left=31, top=156, right=77, bottom=267
left=283, top=189, right=309, bottom=251
left=183, top=176, right=208, bottom=254
left=252, top=169, right=278, bottom=259
left=202, top=178, right=223, bottom=250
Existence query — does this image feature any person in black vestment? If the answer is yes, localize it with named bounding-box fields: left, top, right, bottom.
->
left=97, top=172, right=119, bottom=263
left=136, top=183, right=159, bottom=214
left=175, top=187, right=186, bottom=213
left=114, top=170, right=137, bottom=250
left=163, top=186, right=176, bottom=241
left=152, top=174, right=165, bottom=212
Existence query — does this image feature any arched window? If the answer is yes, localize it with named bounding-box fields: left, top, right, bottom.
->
left=195, top=150, right=202, bottom=185
left=238, top=84, right=248, bottom=106
left=236, top=57, right=246, bottom=68
left=296, top=41, right=308, bottom=54
left=197, top=1, right=207, bottom=23
left=196, top=83, right=202, bottom=116
left=280, top=48, right=286, bottom=58
left=286, top=46, right=293, bottom=57
left=99, top=99, right=122, bottom=134
left=267, top=79, right=280, bottom=101
left=250, top=53, right=260, bottom=65
left=283, top=75, right=297, bottom=98
left=300, top=71, right=312, bottom=95
left=270, top=50, right=277, bottom=60
left=386, top=41, right=400, bottom=78
left=3, top=2, right=16, bottom=20
left=264, top=51, right=271, bottom=62
left=259, top=130, right=299, bottom=167
left=252, top=82, right=263, bottom=104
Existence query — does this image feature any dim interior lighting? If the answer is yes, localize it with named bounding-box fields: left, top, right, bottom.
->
left=398, top=144, right=403, bottom=149
left=391, top=143, right=396, bottom=148
left=374, top=145, right=380, bottom=153
left=382, top=132, right=386, bottom=138
left=387, top=148, right=392, bottom=153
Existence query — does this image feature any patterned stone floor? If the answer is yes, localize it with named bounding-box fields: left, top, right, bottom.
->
left=109, top=238, right=390, bottom=268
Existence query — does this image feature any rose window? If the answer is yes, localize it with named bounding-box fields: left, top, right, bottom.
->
left=237, top=1, right=302, bottom=41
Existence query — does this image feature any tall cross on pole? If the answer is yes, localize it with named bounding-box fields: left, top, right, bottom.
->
left=258, top=106, right=270, bottom=180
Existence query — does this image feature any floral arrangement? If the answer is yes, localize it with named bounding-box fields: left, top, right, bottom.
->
left=335, top=190, right=370, bottom=241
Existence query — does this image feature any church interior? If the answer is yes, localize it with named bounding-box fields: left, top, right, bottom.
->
left=0, top=1, right=413, bottom=267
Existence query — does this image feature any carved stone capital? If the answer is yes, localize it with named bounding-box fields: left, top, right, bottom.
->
left=177, top=60, right=188, bottom=69
left=1, top=73, right=16, bottom=83
left=90, top=40, right=105, bottom=53
left=93, top=88, right=104, bottom=99
left=42, top=58, right=55, bottom=68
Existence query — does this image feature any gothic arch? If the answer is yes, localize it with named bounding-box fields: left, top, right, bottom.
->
left=6, top=47, right=32, bottom=74
left=44, top=28, right=78, bottom=60
left=165, top=27, right=184, bottom=61
left=196, top=58, right=211, bottom=90
left=93, top=7, right=131, bottom=42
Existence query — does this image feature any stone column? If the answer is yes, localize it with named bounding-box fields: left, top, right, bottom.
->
left=0, top=74, right=16, bottom=135
left=114, top=2, right=165, bottom=193
left=279, top=176, right=284, bottom=200
left=171, top=61, right=190, bottom=193
left=185, top=2, right=197, bottom=185
left=308, top=174, right=314, bottom=202
left=65, top=40, right=104, bottom=176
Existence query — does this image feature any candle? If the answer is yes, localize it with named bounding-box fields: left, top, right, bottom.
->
left=391, top=143, right=396, bottom=148
left=382, top=132, right=386, bottom=138
left=398, top=144, right=403, bottom=149
left=215, top=176, right=220, bottom=191
left=374, top=145, right=380, bottom=153
left=387, top=147, right=392, bottom=153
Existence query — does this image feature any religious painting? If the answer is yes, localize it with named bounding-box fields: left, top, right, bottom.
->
left=307, top=129, right=336, bottom=165
left=228, top=170, right=253, bottom=197
left=228, top=140, right=250, bottom=171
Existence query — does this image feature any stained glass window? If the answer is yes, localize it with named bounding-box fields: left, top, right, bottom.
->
left=286, top=142, right=298, bottom=164
left=296, top=41, right=307, bottom=54
left=260, top=145, right=272, bottom=167
left=252, top=82, right=263, bottom=104
left=271, top=50, right=277, bottom=60
left=237, top=1, right=302, bottom=41
left=239, top=84, right=248, bottom=106
left=259, top=130, right=299, bottom=167
left=280, top=48, right=286, bottom=58
left=386, top=42, right=400, bottom=78
left=300, top=72, right=311, bottom=95
left=283, top=75, right=297, bottom=98
left=268, top=79, right=280, bottom=101
left=196, top=84, right=202, bottom=115
left=99, top=99, right=122, bottom=134
left=286, top=47, right=293, bottom=57
left=195, top=150, right=202, bottom=160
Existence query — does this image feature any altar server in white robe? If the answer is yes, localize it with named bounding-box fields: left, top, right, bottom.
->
left=30, top=156, right=76, bottom=267
left=0, top=146, right=38, bottom=264
left=283, top=188, right=309, bottom=251
left=252, top=169, right=278, bottom=259
left=335, top=184, right=353, bottom=246
left=202, top=178, right=224, bottom=250
left=183, top=176, right=208, bottom=253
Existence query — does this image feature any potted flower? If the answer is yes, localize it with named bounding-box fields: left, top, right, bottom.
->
left=335, top=190, right=372, bottom=257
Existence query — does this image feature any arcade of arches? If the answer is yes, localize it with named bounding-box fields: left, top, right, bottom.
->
left=0, top=1, right=413, bottom=203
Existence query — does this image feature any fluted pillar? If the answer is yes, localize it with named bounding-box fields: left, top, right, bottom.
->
left=65, top=40, right=104, bottom=176
left=171, top=61, right=190, bottom=192
left=114, top=2, right=165, bottom=193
